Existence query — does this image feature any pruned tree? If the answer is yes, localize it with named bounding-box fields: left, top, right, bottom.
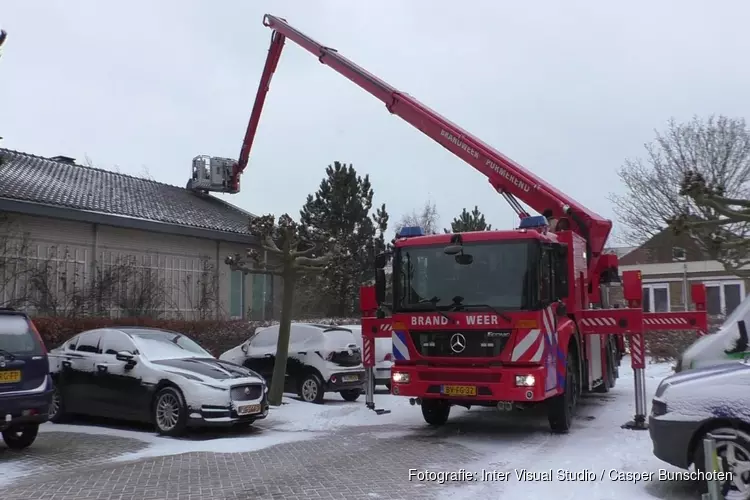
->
left=0, top=213, right=33, bottom=308
left=183, top=256, right=221, bottom=320
left=444, top=206, right=492, bottom=233
left=225, top=214, right=336, bottom=406
left=609, top=115, right=750, bottom=274
left=395, top=200, right=440, bottom=235
left=118, top=263, right=168, bottom=318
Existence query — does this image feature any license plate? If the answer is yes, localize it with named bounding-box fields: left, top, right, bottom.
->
left=342, top=375, right=359, bottom=382
left=0, top=370, right=20, bottom=384
left=441, top=385, right=477, bottom=397
left=236, top=403, right=261, bottom=416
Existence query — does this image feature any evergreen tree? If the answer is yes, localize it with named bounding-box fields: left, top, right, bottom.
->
left=445, top=206, right=492, bottom=233
left=298, top=161, right=389, bottom=317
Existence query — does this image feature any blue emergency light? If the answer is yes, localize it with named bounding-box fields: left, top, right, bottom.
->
left=518, top=216, right=548, bottom=230
left=398, top=226, right=424, bottom=238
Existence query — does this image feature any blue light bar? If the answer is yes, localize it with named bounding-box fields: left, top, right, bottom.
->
left=398, top=226, right=424, bottom=238
left=518, top=215, right=549, bottom=229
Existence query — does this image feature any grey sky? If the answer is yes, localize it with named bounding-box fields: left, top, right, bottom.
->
left=2, top=1, right=749, bottom=242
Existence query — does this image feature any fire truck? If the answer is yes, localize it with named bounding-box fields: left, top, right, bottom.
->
left=194, top=14, right=710, bottom=433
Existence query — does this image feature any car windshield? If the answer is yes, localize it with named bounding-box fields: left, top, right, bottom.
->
left=129, top=330, right=212, bottom=360
left=0, top=314, right=44, bottom=355
left=394, top=240, right=533, bottom=311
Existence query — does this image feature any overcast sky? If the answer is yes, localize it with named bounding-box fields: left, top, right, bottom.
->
left=2, top=1, right=749, bottom=242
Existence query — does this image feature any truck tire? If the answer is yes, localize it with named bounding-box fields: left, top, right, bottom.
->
left=421, top=399, right=450, bottom=426
left=547, top=348, right=579, bottom=433
left=594, top=340, right=617, bottom=393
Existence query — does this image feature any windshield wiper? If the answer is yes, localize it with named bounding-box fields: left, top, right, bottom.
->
left=450, top=301, right=512, bottom=323
left=0, top=348, right=17, bottom=360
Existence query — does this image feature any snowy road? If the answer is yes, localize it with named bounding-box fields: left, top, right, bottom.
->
left=0, top=358, right=700, bottom=499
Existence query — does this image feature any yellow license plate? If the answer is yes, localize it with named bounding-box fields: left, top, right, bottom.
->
left=237, top=404, right=261, bottom=416
left=0, top=370, right=21, bottom=384
left=441, top=385, right=477, bottom=397
left=342, top=375, right=359, bottom=382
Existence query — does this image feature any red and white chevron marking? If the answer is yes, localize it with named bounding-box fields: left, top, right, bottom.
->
left=643, top=317, right=689, bottom=326
left=363, top=336, right=375, bottom=367
left=379, top=324, right=392, bottom=331
left=630, top=334, right=644, bottom=366
left=579, top=316, right=618, bottom=327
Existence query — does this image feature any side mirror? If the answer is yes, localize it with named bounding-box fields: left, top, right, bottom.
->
left=115, top=350, right=135, bottom=362
left=375, top=269, right=386, bottom=304
left=455, top=254, right=474, bottom=265
left=556, top=302, right=567, bottom=317
left=444, top=245, right=462, bottom=255
left=241, top=343, right=248, bottom=354
left=374, top=252, right=388, bottom=269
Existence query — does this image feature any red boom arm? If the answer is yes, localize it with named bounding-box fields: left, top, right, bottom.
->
left=237, top=14, right=614, bottom=276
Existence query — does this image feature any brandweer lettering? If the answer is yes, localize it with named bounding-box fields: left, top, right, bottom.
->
left=410, top=315, right=500, bottom=326
left=440, top=130, right=480, bottom=159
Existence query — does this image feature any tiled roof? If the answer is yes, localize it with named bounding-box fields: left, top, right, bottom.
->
left=0, top=148, right=255, bottom=235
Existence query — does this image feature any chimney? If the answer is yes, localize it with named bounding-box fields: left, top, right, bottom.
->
left=50, top=155, right=76, bottom=165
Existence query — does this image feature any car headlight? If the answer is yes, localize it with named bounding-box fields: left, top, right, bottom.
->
left=200, top=383, right=228, bottom=391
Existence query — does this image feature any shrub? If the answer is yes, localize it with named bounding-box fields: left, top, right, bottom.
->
left=32, top=316, right=360, bottom=356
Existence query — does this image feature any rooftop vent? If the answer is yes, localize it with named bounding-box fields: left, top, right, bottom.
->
left=49, top=155, right=76, bottom=165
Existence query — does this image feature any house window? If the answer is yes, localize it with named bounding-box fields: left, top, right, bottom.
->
left=229, top=270, right=245, bottom=319
left=643, top=284, right=669, bottom=312
left=703, top=280, right=745, bottom=316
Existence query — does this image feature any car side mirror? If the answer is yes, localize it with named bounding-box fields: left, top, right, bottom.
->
left=241, top=343, right=248, bottom=354
left=374, top=252, right=388, bottom=269
left=115, top=350, right=135, bottom=362
left=375, top=269, right=386, bottom=305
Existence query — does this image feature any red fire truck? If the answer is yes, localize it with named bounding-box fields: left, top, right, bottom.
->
left=194, top=14, right=710, bottom=433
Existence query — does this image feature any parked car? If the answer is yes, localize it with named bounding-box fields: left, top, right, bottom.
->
left=220, top=323, right=365, bottom=404
left=0, top=308, right=54, bottom=449
left=649, top=361, right=750, bottom=496
left=339, top=324, right=393, bottom=390
left=48, top=326, right=268, bottom=436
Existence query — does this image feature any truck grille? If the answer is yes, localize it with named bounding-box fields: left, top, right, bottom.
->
left=230, top=384, right=263, bottom=401
left=409, top=331, right=511, bottom=358
left=329, top=349, right=362, bottom=367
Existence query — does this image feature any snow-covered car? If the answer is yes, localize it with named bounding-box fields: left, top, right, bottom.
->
left=48, top=326, right=268, bottom=436
left=649, top=362, right=750, bottom=496
left=220, top=323, right=365, bottom=404
left=339, top=324, right=393, bottom=390
left=677, top=293, right=750, bottom=372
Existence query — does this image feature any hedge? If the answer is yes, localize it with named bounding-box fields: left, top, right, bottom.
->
left=32, top=316, right=359, bottom=357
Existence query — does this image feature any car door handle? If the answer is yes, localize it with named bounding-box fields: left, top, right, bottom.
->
left=96, top=363, right=108, bottom=374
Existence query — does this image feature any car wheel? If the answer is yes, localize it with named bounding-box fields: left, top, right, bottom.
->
left=2, top=424, right=39, bottom=450
left=340, top=389, right=361, bottom=402
left=298, top=373, right=324, bottom=404
left=153, top=386, right=188, bottom=436
left=547, top=346, right=579, bottom=434
left=693, top=426, right=750, bottom=497
left=48, top=385, right=68, bottom=423
left=421, top=399, right=450, bottom=426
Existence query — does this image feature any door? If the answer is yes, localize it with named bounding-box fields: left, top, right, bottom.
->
left=97, top=330, right=149, bottom=420
left=65, top=330, right=106, bottom=416
left=0, top=313, right=48, bottom=396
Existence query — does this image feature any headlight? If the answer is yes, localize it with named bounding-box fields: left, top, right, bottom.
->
left=515, top=374, right=536, bottom=387
left=200, top=383, right=228, bottom=391
left=392, top=372, right=410, bottom=383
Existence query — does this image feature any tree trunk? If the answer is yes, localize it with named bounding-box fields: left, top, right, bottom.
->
left=267, top=271, right=296, bottom=406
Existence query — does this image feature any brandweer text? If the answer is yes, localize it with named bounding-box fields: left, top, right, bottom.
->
left=410, top=315, right=500, bottom=326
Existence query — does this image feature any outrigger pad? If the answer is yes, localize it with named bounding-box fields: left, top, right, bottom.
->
left=621, top=419, right=649, bottom=431
left=373, top=408, right=391, bottom=415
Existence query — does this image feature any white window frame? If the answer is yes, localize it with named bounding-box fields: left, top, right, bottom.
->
left=703, top=279, right=746, bottom=316
left=643, top=283, right=670, bottom=312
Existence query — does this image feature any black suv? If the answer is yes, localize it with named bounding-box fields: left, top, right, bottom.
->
left=0, top=308, right=53, bottom=449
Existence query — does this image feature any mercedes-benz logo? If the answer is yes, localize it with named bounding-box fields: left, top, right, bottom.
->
left=450, top=333, right=466, bottom=353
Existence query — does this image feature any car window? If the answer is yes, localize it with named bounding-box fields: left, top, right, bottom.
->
left=0, top=314, right=44, bottom=355
left=249, top=327, right=279, bottom=347
left=76, top=330, right=103, bottom=354
left=100, top=330, right=137, bottom=356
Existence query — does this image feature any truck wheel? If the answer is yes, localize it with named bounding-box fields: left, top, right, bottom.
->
left=421, top=399, right=450, bottom=426
left=548, top=349, right=579, bottom=433
left=340, top=389, right=361, bottom=402
left=2, top=424, right=39, bottom=450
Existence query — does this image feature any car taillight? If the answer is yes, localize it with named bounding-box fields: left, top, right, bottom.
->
left=384, top=353, right=392, bottom=361
left=29, top=320, right=47, bottom=354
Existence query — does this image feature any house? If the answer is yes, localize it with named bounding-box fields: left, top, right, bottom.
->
left=614, top=228, right=748, bottom=317
left=0, top=148, right=280, bottom=320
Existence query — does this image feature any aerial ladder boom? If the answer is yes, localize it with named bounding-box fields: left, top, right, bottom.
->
left=238, top=14, right=614, bottom=280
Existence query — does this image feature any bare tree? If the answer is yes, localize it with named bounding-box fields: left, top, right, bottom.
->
left=225, top=214, right=336, bottom=406
left=0, top=213, right=33, bottom=308
left=183, top=256, right=220, bottom=320
left=609, top=115, right=750, bottom=273
left=117, top=261, right=168, bottom=318
left=395, top=200, right=440, bottom=235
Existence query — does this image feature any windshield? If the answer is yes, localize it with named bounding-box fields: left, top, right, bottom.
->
left=0, top=315, right=44, bottom=355
left=393, top=240, right=534, bottom=311
left=129, top=330, right=212, bottom=360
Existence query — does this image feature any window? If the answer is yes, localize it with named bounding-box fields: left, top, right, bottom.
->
left=643, top=284, right=669, bottom=312
left=100, top=330, right=137, bottom=356
left=0, top=315, right=44, bottom=355
left=704, top=280, right=746, bottom=316
left=76, top=330, right=103, bottom=353
left=229, top=270, right=245, bottom=319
